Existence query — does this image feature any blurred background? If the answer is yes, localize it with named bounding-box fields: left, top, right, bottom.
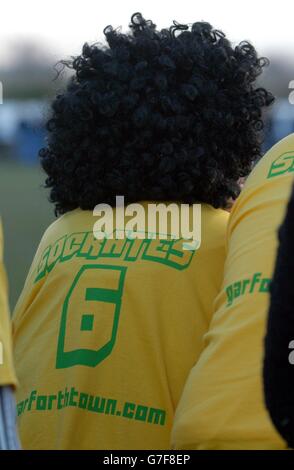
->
left=0, top=0, right=294, bottom=308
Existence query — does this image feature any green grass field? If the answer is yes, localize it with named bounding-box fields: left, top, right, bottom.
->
left=0, top=162, right=54, bottom=309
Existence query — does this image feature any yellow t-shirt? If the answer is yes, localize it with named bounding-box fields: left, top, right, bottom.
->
left=0, top=221, right=17, bottom=387
left=172, top=134, right=294, bottom=450
left=13, top=203, right=228, bottom=450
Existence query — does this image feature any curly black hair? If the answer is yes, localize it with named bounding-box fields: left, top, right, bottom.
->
left=40, top=12, right=274, bottom=215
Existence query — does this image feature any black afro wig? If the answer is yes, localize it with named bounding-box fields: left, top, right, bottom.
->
left=40, top=12, right=274, bottom=215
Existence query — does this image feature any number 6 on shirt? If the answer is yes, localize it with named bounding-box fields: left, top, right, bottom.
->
left=56, top=264, right=127, bottom=369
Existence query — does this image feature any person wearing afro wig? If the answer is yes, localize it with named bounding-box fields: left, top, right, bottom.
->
left=13, top=13, right=273, bottom=449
